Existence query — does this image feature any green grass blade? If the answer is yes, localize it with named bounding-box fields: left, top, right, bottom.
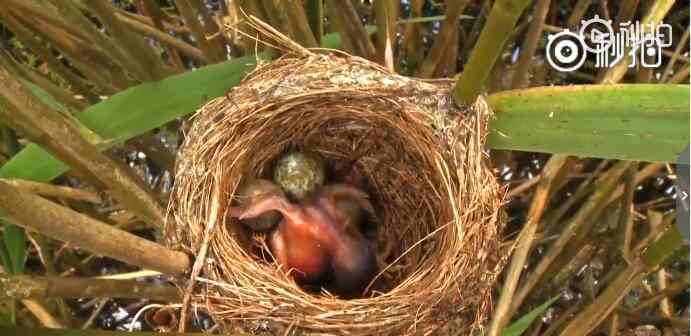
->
left=488, top=84, right=690, bottom=163
left=1, top=224, right=24, bottom=274
left=501, top=296, right=559, bottom=336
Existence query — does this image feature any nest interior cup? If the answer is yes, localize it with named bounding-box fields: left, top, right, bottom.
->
left=166, top=46, right=505, bottom=335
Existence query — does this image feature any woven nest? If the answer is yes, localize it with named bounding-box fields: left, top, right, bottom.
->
left=165, top=26, right=506, bottom=336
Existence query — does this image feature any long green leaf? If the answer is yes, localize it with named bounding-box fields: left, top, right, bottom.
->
left=501, top=296, right=559, bottom=336
left=487, top=84, right=690, bottom=163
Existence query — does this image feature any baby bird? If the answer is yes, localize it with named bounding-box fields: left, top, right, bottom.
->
left=230, top=184, right=377, bottom=296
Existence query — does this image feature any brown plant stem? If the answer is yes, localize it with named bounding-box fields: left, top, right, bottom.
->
left=511, top=0, right=551, bottom=89
left=0, top=180, right=190, bottom=275
left=668, top=65, right=690, bottom=84
left=260, top=0, right=291, bottom=37
left=1, top=275, right=179, bottom=301
left=232, top=0, right=272, bottom=55
left=175, top=0, right=226, bottom=63
left=416, top=0, right=468, bottom=78
left=325, top=0, right=376, bottom=60
left=617, top=164, right=638, bottom=262
left=661, top=26, right=690, bottom=82
left=21, top=299, right=64, bottom=329
left=0, top=58, right=166, bottom=227
left=119, top=8, right=188, bottom=33
left=84, top=0, right=174, bottom=81
left=2, top=0, right=90, bottom=41
left=0, top=178, right=101, bottom=204
left=285, top=1, right=318, bottom=48
left=138, top=0, right=186, bottom=69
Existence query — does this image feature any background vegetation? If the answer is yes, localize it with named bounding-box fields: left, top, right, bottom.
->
left=0, top=0, right=688, bottom=335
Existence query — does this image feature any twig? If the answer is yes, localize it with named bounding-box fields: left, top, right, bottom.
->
left=0, top=180, right=190, bottom=275
left=82, top=299, right=108, bottom=329
left=1, top=275, right=179, bottom=301
left=667, top=65, right=690, bottom=84
left=21, top=299, right=64, bottom=328
left=507, top=176, right=541, bottom=198
left=178, top=183, right=223, bottom=332
left=96, top=270, right=163, bottom=280
left=616, top=164, right=638, bottom=262
left=0, top=178, right=101, bottom=203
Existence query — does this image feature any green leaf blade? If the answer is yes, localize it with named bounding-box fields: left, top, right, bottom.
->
left=1, top=224, right=25, bottom=274
left=488, top=84, right=690, bottom=163
left=501, top=296, right=559, bottom=336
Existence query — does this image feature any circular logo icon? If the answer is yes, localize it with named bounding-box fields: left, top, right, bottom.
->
left=579, top=15, right=614, bottom=53
left=546, top=30, right=587, bottom=72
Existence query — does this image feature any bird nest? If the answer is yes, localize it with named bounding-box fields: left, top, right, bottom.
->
left=165, top=29, right=506, bottom=336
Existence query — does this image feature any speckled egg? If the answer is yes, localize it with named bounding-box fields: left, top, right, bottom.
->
left=273, top=151, right=326, bottom=201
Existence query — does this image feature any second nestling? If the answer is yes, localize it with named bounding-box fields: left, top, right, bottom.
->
left=229, top=151, right=378, bottom=298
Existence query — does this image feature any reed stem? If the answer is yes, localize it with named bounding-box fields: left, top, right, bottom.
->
left=453, top=0, right=532, bottom=106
